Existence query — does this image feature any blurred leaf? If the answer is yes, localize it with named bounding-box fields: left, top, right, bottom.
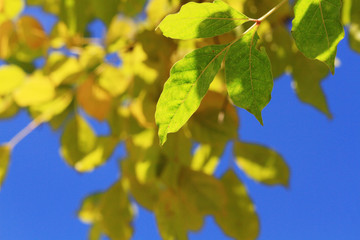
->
left=99, top=181, right=133, bottom=240
left=155, top=189, right=204, bottom=240
left=234, top=141, right=290, bottom=187
left=105, top=17, right=135, bottom=52
left=155, top=44, right=227, bottom=145
left=74, top=136, right=117, bottom=172
left=0, top=65, right=26, bottom=95
left=0, top=95, right=18, bottom=118
left=0, top=20, right=17, bottom=59
left=13, top=73, right=56, bottom=107
left=0, top=0, right=24, bottom=21
left=44, top=52, right=84, bottom=86
left=214, top=170, right=259, bottom=240
left=291, top=0, right=344, bottom=73
left=291, top=51, right=331, bottom=118
left=29, top=88, right=73, bottom=121
left=158, top=0, right=249, bottom=39
left=78, top=192, right=103, bottom=224
left=0, top=145, right=11, bottom=189
left=179, top=168, right=226, bottom=214
left=191, top=143, right=225, bottom=175
left=60, top=115, right=97, bottom=166
left=118, top=0, right=147, bottom=17
left=90, top=0, right=120, bottom=26
left=98, top=64, right=130, bottom=97
left=225, top=27, right=273, bottom=124
left=77, top=77, right=112, bottom=121
left=146, top=0, right=180, bottom=26
left=88, top=224, right=102, bottom=240
left=188, top=91, right=238, bottom=144
left=16, top=16, right=48, bottom=49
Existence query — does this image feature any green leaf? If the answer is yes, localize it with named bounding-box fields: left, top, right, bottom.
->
left=155, top=189, right=204, bottom=240
left=234, top=142, right=290, bottom=187
left=214, top=170, right=259, bottom=240
left=291, top=0, right=345, bottom=74
left=155, top=44, right=227, bottom=145
left=99, top=181, right=133, bottom=240
left=225, top=27, right=273, bottom=124
left=179, top=168, right=226, bottom=215
left=0, top=145, right=11, bottom=190
left=292, top=51, right=332, bottom=118
left=78, top=193, right=102, bottom=224
left=60, top=115, right=97, bottom=167
left=158, top=0, right=249, bottom=39
left=0, top=65, right=26, bottom=96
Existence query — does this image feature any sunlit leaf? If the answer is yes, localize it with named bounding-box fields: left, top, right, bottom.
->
left=29, top=89, right=73, bottom=121
left=78, top=192, right=102, bottom=224
left=77, top=77, right=112, bottom=121
left=0, top=0, right=24, bottom=20
left=0, top=95, right=18, bottom=118
left=291, top=0, right=345, bottom=73
left=105, top=17, right=135, bottom=52
left=13, top=73, right=56, bottom=107
left=191, top=143, right=225, bottom=175
left=155, top=44, right=227, bottom=145
left=214, top=170, right=259, bottom=240
left=159, top=0, right=249, bottom=40
left=234, top=141, right=290, bottom=187
left=0, top=145, right=11, bottom=190
left=98, top=64, right=130, bottom=97
left=0, top=65, right=26, bottom=96
left=225, top=27, right=273, bottom=124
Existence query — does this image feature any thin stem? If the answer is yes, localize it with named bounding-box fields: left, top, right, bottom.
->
left=8, top=116, right=44, bottom=150
left=258, top=0, right=287, bottom=22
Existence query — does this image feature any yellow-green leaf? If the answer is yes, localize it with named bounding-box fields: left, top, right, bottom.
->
left=0, top=65, right=26, bottom=96
left=0, top=145, right=11, bottom=189
left=291, top=0, right=345, bottom=74
left=158, top=0, right=249, bottom=39
left=191, top=143, right=225, bottom=175
left=155, top=44, right=227, bottom=145
left=215, top=170, right=259, bottom=240
left=234, top=142, right=290, bottom=187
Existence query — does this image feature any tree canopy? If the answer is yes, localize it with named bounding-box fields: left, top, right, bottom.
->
left=0, top=0, right=359, bottom=239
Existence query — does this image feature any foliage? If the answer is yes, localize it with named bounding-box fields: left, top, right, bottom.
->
left=0, top=0, right=359, bottom=239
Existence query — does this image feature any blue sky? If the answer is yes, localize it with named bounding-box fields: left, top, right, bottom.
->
left=0, top=4, right=360, bottom=240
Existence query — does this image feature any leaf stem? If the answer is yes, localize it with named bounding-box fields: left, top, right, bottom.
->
left=258, top=0, right=288, bottom=22
left=7, top=116, right=44, bottom=150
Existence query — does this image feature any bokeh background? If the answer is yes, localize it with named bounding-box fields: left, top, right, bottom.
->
left=0, top=3, right=359, bottom=240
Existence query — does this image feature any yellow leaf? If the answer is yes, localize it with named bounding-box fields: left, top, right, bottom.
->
left=105, top=17, right=135, bottom=52
left=0, top=95, right=18, bottom=118
left=74, top=137, right=117, bottom=172
left=44, top=52, right=84, bottom=86
left=29, top=89, right=73, bottom=121
left=77, top=77, right=112, bottom=121
left=13, top=73, right=55, bottom=107
left=97, top=64, right=130, bottom=97
left=191, top=143, right=225, bottom=175
left=0, top=0, right=24, bottom=20
left=78, top=192, right=102, bottom=224
left=0, top=145, right=11, bottom=189
left=79, top=45, right=105, bottom=70
left=0, top=65, right=26, bottom=96
left=235, top=142, right=290, bottom=187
